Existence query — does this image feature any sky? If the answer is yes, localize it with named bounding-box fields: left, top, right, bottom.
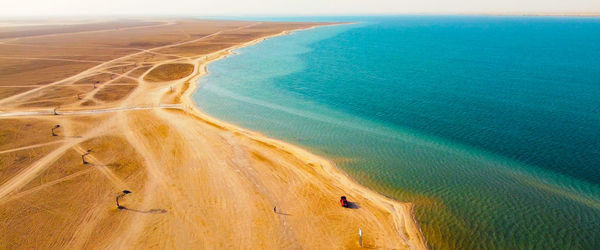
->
left=1, top=0, right=599, bottom=17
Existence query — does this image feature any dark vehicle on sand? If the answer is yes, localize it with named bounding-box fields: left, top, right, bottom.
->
left=340, top=196, right=349, bottom=208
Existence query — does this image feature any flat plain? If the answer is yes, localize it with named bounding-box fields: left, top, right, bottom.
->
left=0, top=19, right=426, bottom=249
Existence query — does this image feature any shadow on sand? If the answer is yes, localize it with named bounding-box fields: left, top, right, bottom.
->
left=120, top=207, right=167, bottom=214
left=360, top=243, right=376, bottom=249
left=62, top=135, right=83, bottom=138
left=346, top=201, right=360, bottom=209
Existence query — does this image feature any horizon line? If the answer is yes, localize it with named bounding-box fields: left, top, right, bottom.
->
left=1, top=11, right=600, bottom=19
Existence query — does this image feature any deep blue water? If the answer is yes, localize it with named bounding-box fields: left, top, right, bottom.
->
left=194, top=16, right=600, bottom=249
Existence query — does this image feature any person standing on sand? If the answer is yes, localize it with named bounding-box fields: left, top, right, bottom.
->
left=274, top=206, right=276, bottom=213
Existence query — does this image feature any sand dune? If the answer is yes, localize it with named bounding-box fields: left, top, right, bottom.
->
left=0, top=19, right=426, bottom=249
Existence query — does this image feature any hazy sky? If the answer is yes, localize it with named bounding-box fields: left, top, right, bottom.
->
left=2, top=0, right=599, bottom=17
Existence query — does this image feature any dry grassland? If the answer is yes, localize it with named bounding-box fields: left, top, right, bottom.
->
left=143, top=63, right=194, bottom=82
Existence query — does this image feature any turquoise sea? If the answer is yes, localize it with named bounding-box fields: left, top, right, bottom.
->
left=193, top=16, right=600, bottom=249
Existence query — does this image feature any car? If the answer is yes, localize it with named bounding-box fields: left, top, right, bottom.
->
left=340, top=196, right=349, bottom=207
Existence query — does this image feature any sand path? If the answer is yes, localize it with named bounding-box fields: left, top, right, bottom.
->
left=0, top=20, right=427, bottom=249
left=0, top=118, right=111, bottom=199
left=0, top=22, right=261, bottom=106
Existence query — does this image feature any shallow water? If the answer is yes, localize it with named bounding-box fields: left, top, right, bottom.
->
left=194, top=16, right=600, bottom=249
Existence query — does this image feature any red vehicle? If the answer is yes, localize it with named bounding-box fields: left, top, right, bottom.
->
left=340, top=196, right=349, bottom=208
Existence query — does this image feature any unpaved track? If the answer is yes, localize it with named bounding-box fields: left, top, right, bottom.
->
left=0, top=116, right=114, bottom=199
left=0, top=22, right=259, bottom=105
left=0, top=56, right=106, bottom=63
left=0, top=105, right=182, bottom=117
left=0, top=19, right=427, bottom=249
left=0, top=140, right=64, bottom=154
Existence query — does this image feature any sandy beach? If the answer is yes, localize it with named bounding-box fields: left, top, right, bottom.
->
left=0, top=19, right=426, bottom=249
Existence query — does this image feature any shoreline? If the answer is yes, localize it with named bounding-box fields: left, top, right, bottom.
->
left=0, top=19, right=428, bottom=248
left=178, top=24, right=428, bottom=249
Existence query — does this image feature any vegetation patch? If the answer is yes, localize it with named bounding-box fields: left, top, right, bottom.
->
left=93, top=85, right=137, bottom=102
left=143, top=63, right=194, bottom=82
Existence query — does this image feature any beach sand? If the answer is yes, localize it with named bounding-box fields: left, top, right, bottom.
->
left=0, top=19, right=426, bottom=249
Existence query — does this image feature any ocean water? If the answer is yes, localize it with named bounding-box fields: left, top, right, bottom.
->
left=193, top=16, right=600, bottom=249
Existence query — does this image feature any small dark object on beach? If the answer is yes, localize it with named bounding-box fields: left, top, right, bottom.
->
left=52, top=125, right=60, bottom=136
left=82, top=149, right=92, bottom=164
left=340, top=196, right=349, bottom=208
left=116, top=190, right=132, bottom=209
